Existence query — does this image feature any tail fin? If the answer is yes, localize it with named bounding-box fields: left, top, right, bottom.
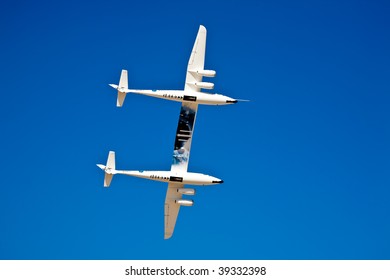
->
left=119, top=69, right=128, bottom=89
left=97, top=151, right=116, bottom=187
left=109, top=70, right=129, bottom=107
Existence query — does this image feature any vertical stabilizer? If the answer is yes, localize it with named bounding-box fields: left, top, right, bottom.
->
left=97, top=151, right=116, bottom=187
left=104, top=174, right=113, bottom=187
left=117, top=70, right=128, bottom=107
left=117, top=92, right=127, bottom=107
left=106, top=151, right=115, bottom=170
left=109, top=70, right=129, bottom=107
left=119, top=70, right=128, bottom=89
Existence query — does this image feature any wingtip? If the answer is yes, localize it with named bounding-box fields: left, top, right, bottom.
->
left=199, top=25, right=206, bottom=32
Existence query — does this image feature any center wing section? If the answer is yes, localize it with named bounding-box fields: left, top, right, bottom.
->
left=170, top=101, right=198, bottom=173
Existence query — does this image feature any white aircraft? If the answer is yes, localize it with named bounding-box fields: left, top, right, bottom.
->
left=109, top=25, right=243, bottom=107
left=98, top=25, right=239, bottom=239
left=97, top=151, right=223, bottom=239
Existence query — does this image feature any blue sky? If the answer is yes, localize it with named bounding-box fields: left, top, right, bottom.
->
left=0, top=0, right=389, bottom=259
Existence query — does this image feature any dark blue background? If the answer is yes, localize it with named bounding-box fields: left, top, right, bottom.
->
left=0, top=0, right=389, bottom=259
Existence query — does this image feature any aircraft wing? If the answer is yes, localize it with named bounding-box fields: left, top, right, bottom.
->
left=164, top=183, right=184, bottom=239
left=164, top=25, right=207, bottom=238
left=184, top=25, right=207, bottom=92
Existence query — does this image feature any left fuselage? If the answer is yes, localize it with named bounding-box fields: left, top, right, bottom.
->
left=115, top=170, right=223, bottom=186
left=128, top=89, right=237, bottom=105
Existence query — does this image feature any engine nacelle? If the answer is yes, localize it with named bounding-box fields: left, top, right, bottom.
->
left=177, top=188, right=196, bottom=195
left=175, top=199, right=194, bottom=207
left=194, top=82, right=214, bottom=90
left=190, top=69, right=216, bottom=77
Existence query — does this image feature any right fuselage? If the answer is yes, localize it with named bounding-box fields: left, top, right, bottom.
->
left=128, top=89, right=237, bottom=105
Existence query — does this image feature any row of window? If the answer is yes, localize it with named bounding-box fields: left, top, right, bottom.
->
left=162, top=94, right=183, bottom=99
left=161, top=94, right=197, bottom=102
left=149, top=175, right=184, bottom=182
left=150, top=175, right=169, bottom=180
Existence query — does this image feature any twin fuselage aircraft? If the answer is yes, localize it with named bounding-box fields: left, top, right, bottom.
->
left=97, top=25, right=244, bottom=239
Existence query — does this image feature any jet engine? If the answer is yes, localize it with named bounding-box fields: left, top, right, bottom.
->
left=194, top=82, right=214, bottom=90
left=175, top=199, right=194, bottom=206
left=191, top=69, right=216, bottom=77
left=177, top=188, right=196, bottom=195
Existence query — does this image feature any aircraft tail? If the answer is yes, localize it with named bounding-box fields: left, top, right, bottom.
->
left=109, top=69, right=130, bottom=107
left=97, top=151, right=116, bottom=187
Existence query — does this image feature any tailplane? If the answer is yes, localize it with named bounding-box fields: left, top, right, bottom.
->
left=97, top=151, right=117, bottom=187
left=109, top=69, right=130, bottom=107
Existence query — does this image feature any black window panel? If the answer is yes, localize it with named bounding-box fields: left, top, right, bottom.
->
left=183, top=95, right=197, bottom=102
left=169, top=176, right=183, bottom=182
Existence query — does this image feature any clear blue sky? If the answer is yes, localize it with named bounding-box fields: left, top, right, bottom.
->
left=0, top=0, right=389, bottom=259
